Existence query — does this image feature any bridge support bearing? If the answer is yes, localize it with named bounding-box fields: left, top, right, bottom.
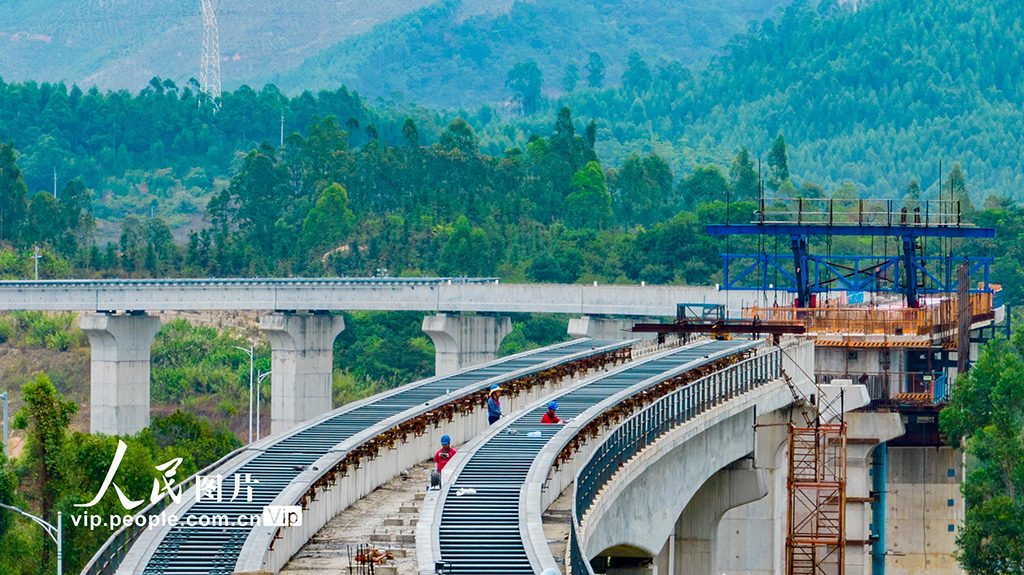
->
left=655, top=463, right=766, bottom=575
left=81, top=312, right=163, bottom=435
left=567, top=315, right=658, bottom=341
left=260, top=312, right=345, bottom=434
left=421, top=313, right=512, bottom=376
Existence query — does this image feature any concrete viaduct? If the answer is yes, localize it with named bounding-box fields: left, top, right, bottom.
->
left=417, top=339, right=902, bottom=575
left=80, top=333, right=898, bottom=575
left=0, top=278, right=776, bottom=436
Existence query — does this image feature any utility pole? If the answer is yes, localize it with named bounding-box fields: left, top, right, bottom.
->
left=53, top=167, right=57, bottom=198
left=32, top=246, right=41, bottom=280
left=280, top=113, right=285, bottom=149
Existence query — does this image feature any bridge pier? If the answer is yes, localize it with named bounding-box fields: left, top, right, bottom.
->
left=655, top=463, right=766, bottom=575
left=81, top=312, right=163, bottom=435
left=260, top=312, right=345, bottom=434
left=568, top=315, right=658, bottom=341
left=421, top=313, right=512, bottom=376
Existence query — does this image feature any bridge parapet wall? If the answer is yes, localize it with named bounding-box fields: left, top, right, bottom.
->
left=564, top=341, right=820, bottom=574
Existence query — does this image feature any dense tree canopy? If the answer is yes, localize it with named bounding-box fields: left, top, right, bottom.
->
left=941, top=336, right=1024, bottom=574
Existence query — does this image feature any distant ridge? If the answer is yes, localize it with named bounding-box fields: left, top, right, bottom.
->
left=0, top=0, right=440, bottom=91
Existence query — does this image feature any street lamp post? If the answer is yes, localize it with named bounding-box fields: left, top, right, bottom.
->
left=0, top=391, right=8, bottom=459
left=32, top=246, right=41, bottom=280
left=0, top=503, right=61, bottom=574
left=232, top=345, right=254, bottom=444
left=256, top=370, right=271, bottom=440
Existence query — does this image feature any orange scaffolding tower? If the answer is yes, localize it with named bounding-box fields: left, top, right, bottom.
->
left=786, top=414, right=847, bottom=575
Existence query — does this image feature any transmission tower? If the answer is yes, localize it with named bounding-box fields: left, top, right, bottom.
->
left=199, top=0, right=222, bottom=105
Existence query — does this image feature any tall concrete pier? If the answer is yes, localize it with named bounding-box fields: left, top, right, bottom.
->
left=421, top=313, right=512, bottom=376
left=81, top=312, right=163, bottom=435
left=259, top=312, right=345, bottom=434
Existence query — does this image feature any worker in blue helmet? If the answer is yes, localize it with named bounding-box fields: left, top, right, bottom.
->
left=434, top=434, right=456, bottom=473
left=487, top=384, right=503, bottom=425
left=541, top=401, right=563, bottom=424
left=430, top=434, right=457, bottom=490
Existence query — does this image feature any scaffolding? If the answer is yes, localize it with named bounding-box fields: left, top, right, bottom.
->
left=742, top=291, right=994, bottom=343
left=787, top=400, right=847, bottom=575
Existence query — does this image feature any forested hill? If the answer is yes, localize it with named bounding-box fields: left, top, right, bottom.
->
left=272, top=0, right=787, bottom=107
left=487, top=0, right=1024, bottom=199
left=0, top=0, right=776, bottom=96
left=0, top=0, right=446, bottom=91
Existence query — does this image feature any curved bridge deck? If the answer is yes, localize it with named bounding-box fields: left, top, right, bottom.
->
left=434, top=339, right=756, bottom=574
left=132, top=339, right=624, bottom=575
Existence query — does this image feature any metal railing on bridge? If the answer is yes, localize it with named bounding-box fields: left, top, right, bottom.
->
left=742, top=292, right=994, bottom=340
left=569, top=348, right=783, bottom=574
left=816, top=370, right=949, bottom=405
left=754, top=198, right=970, bottom=228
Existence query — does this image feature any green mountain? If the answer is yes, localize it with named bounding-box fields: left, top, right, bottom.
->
left=0, top=0, right=441, bottom=91
left=467, top=0, right=1024, bottom=201
left=272, top=0, right=788, bottom=107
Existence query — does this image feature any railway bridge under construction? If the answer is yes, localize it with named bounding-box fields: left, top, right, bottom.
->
left=13, top=266, right=993, bottom=574
left=58, top=200, right=1007, bottom=575
left=78, top=331, right=904, bottom=575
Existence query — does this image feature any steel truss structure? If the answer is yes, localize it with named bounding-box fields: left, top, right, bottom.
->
left=200, top=0, right=222, bottom=104
left=719, top=253, right=993, bottom=298
left=707, top=199, right=996, bottom=308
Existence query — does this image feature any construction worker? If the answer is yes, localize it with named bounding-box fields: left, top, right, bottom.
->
left=541, top=401, right=563, bottom=424
left=430, top=435, right=456, bottom=490
left=487, top=384, right=503, bottom=425
left=434, top=435, right=456, bottom=473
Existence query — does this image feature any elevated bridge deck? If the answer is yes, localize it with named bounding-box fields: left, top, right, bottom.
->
left=0, top=277, right=766, bottom=316
left=427, top=339, right=758, bottom=574
left=93, top=338, right=630, bottom=575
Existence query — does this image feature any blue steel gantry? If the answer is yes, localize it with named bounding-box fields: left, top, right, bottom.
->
left=706, top=199, right=996, bottom=308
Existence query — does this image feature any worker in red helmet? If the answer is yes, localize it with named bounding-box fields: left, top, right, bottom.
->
left=541, top=401, right=563, bottom=424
